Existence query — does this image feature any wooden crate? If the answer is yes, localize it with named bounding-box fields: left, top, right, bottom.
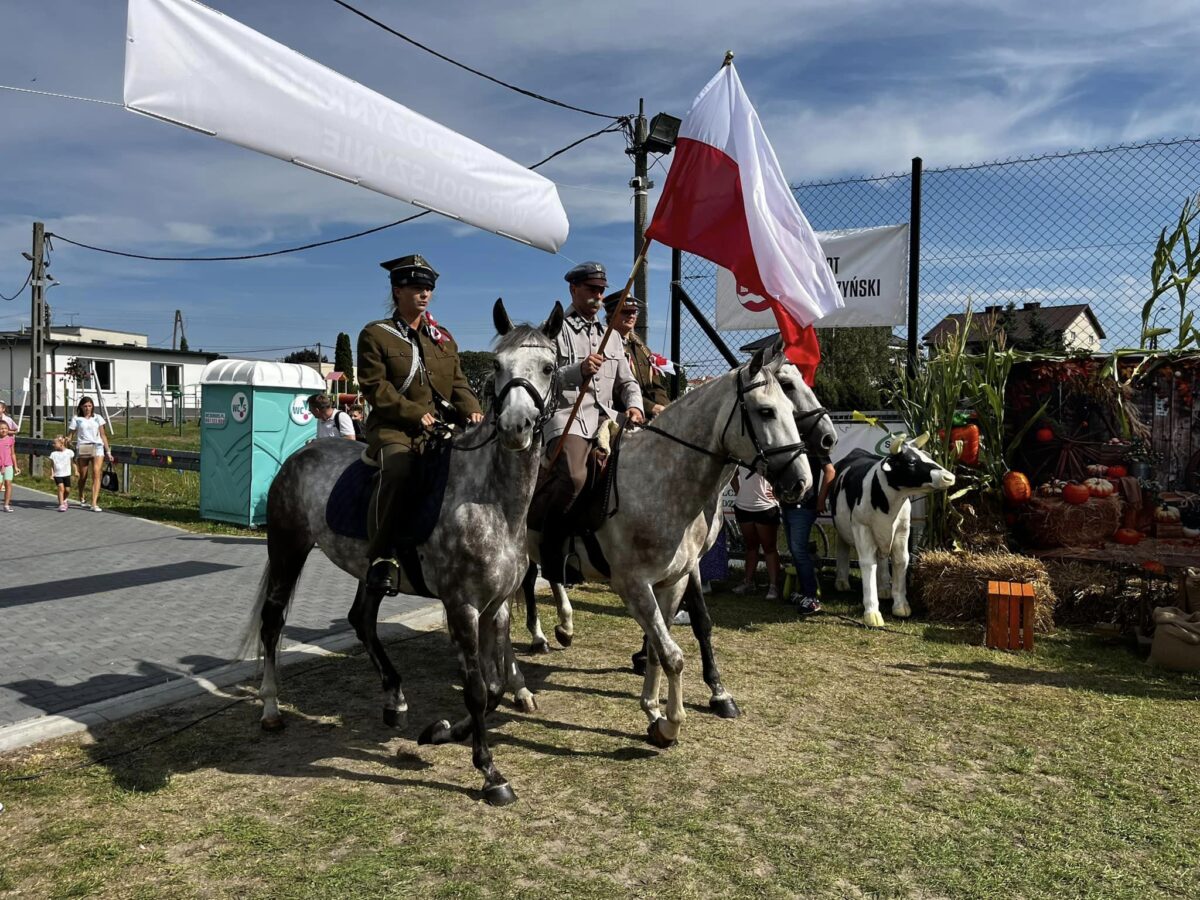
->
left=986, top=580, right=1036, bottom=651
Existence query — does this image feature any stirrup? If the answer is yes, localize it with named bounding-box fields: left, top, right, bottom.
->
left=366, top=558, right=400, bottom=596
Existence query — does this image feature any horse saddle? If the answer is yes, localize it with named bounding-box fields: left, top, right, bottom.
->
left=325, top=440, right=454, bottom=546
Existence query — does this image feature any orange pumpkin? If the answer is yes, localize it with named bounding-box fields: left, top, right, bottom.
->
left=1035, top=427, right=1055, bottom=443
left=1062, top=483, right=1091, bottom=505
left=1107, top=465, right=1127, bottom=479
left=1002, top=471, right=1032, bottom=505
left=1114, top=528, right=1143, bottom=545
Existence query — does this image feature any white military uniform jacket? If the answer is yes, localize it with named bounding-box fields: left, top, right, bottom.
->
left=544, top=309, right=643, bottom=442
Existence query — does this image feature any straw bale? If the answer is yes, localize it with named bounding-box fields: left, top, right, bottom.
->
left=1021, top=494, right=1122, bottom=549
left=1044, top=559, right=1127, bottom=626
left=911, top=549, right=1055, bottom=632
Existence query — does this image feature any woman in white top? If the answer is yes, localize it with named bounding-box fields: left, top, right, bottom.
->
left=730, top=466, right=781, bottom=600
left=66, top=396, right=113, bottom=511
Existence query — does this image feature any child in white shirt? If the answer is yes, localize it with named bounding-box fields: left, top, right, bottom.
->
left=48, top=435, right=75, bottom=512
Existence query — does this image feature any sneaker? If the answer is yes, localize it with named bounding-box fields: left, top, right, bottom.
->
left=672, top=609, right=691, bottom=626
left=91, top=505, right=102, bottom=513
left=58, top=503, right=67, bottom=512
left=731, top=581, right=753, bottom=595
left=796, top=596, right=823, bottom=616
left=764, top=585, right=781, bottom=601
left=787, top=592, right=804, bottom=606
left=3, top=507, right=12, bottom=513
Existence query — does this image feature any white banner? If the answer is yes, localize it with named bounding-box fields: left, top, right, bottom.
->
left=716, top=224, right=908, bottom=330
left=123, top=0, right=569, bottom=252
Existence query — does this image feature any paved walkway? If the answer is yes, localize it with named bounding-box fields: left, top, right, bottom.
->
left=0, top=484, right=440, bottom=749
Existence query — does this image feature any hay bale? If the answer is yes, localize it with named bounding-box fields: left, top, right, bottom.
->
left=1021, top=495, right=1122, bottom=549
left=911, top=549, right=1055, bottom=632
left=956, top=492, right=1010, bottom=552
left=1045, top=559, right=1126, bottom=626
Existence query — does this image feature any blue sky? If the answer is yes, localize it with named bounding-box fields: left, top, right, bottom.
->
left=2, top=0, right=1200, bottom=358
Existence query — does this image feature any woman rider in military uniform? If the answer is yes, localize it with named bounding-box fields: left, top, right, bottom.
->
left=602, top=290, right=670, bottom=418
left=357, top=254, right=484, bottom=594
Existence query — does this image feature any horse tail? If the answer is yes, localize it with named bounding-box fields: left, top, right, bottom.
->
left=237, top=564, right=275, bottom=660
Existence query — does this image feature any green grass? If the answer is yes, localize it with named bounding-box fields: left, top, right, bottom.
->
left=1, top=586, right=1197, bottom=898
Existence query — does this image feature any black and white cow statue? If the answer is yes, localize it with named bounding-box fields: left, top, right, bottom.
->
left=828, top=434, right=956, bottom=627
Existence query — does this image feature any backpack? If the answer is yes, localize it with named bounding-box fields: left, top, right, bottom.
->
left=339, top=410, right=367, bottom=443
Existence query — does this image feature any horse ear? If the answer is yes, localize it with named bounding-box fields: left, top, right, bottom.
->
left=760, top=338, right=781, bottom=367
left=542, top=301, right=565, bottom=341
left=493, top=298, right=513, bottom=336
left=747, top=347, right=766, bottom=380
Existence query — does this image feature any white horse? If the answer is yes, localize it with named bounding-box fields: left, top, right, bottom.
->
left=528, top=348, right=812, bottom=747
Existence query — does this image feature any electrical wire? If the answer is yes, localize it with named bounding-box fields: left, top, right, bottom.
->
left=328, top=0, right=625, bottom=120
left=0, top=268, right=32, bottom=301
left=48, top=121, right=626, bottom=262
left=0, top=83, right=123, bottom=107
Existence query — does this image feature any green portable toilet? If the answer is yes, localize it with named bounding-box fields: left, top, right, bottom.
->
left=199, top=360, right=325, bottom=526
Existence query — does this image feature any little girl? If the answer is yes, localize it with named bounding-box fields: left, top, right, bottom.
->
left=48, top=435, right=75, bottom=512
left=0, top=421, right=19, bottom=512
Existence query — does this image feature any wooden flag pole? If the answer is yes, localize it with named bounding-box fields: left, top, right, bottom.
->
left=547, top=240, right=653, bottom=466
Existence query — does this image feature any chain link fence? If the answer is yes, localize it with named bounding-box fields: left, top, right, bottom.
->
left=677, top=136, right=1200, bottom=383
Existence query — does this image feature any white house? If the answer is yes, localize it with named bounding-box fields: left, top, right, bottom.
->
left=0, top=324, right=220, bottom=418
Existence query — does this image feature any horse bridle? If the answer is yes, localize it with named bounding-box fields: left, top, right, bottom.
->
left=455, top=345, right=559, bottom=452
left=642, top=368, right=807, bottom=479
left=793, top=405, right=832, bottom=448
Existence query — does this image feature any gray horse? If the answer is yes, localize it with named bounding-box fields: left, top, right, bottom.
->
left=524, top=351, right=837, bottom=718
left=526, top=348, right=812, bottom=747
left=240, top=300, right=562, bottom=805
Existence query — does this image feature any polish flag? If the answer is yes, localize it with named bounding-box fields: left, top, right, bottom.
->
left=646, top=61, right=842, bottom=385
left=648, top=352, right=678, bottom=376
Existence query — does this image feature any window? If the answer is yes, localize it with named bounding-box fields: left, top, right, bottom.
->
left=151, top=363, right=182, bottom=391
left=75, top=358, right=114, bottom=392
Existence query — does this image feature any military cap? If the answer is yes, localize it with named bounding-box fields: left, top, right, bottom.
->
left=603, top=291, right=644, bottom=317
left=381, top=253, right=439, bottom=288
left=564, top=260, right=608, bottom=287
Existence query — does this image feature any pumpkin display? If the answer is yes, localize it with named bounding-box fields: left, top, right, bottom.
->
left=1085, top=464, right=1109, bottom=477
left=1062, top=482, right=1091, bottom=505
left=1035, top=426, right=1055, bottom=443
left=1155, top=505, right=1182, bottom=523
left=1083, top=477, right=1116, bottom=498
left=950, top=424, right=981, bottom=466
left=1002, top=471, right=1032, bottom=505
left=1037, top=479, right=1067, bottom=497
left=1107, top=464, right=1128, bottom=479
left=1113, top=528, right=1144, bottom=545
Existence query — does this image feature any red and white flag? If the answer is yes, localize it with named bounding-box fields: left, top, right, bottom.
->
left=648, top=352, right=678, bottom=376
left=646, top=62, right=842, bottom=384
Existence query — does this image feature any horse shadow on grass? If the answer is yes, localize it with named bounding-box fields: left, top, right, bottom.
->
left=77, top=626, right=662, bottom=798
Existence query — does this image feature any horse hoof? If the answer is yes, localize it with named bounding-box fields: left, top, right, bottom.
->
left=483, top=781, right=518, bottom=807
left=383, top=708, right=407, bottom=729
left=631, top=653, right=647, bottom=676
left=417, top=719, right=452, bottom=745
left=260, top=716, right=285, bottom=732
left=646, top=718, right=677, bottom=749
left=513, top=690, right=538, bottom=714
left=892, top=603, right=912, bottom=619
left=554, top=625, right=573, bottom=648
left=709, top=697, right=741, bottom=719
left=530, top=638, right=550, bottom=655
left=863, top=610, right=885, bottom=628
left=835, top=580, right=851, bottom=593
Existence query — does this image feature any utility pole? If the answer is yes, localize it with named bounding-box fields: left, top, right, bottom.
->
left=629, top=99, right=651, bottom=344
left=29, top=221, right=46, bottom=440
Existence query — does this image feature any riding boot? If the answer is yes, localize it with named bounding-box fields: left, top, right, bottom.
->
left=367, top=556, right=400, bottom=596
left=539, top=530, right=567, bottom=586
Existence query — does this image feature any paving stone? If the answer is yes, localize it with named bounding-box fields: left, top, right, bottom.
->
left=0, top=485, right=435, bottom=728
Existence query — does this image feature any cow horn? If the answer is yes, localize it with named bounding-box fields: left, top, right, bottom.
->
left=890, top=433, right=907, bottom=454
left=913, top=432, right=931, bottom=449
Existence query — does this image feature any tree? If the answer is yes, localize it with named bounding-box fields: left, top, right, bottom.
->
left=178, top=335, right=189, bottom=352
left=811, top=326, right=895, bottom=411
left=1023, top=306, right=1065, bottom=353
left=282, top=348, right=326, bottom=364
left=334, top=332, right=355, bottom=391
left=459, top=351, right=496, bottom=408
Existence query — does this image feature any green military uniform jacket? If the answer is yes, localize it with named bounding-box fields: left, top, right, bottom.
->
left=357, top=315, right=481, bottom=454
left=623, top=333, right=670, bottom=413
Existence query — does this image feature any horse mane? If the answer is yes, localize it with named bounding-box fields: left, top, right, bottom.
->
left=492, top=324, right=553, bottom=354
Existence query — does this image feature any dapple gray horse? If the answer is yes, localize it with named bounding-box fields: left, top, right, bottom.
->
left=240, top=300, right=562, bottom=805
left=526, top=348, right=812, bottom=747
left=524, top=352, right=837, bottom=717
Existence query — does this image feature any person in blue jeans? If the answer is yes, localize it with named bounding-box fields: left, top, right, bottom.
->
left=780, top=451, right=836, bottom=615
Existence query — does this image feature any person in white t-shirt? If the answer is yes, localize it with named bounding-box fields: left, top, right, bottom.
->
left=66, top=396, right=113, bottom=511
left=48, top=435, right=75, bottom=512
left=307, top=393, right=357, bottom=440
left=731, top=466, right=781, bottom=600
left=0, top=400, right=16, bottom=432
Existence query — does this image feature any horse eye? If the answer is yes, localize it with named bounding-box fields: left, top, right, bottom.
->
left=759, top=408, right=776, bottom=419
left=543, top=363, right=554, bottom=375
left=493, top=360, right=502, bottom=372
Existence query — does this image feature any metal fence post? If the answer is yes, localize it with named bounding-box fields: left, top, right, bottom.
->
left=907, top=156, right=922, bottom=378
left=670, top=248, right=682, bottom=399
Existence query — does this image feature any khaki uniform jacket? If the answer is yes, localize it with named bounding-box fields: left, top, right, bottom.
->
left=357, top=315, right=481, bottom=454
left=544, top=309, right=642, bottom=443
left=622, top=333, right=670, bottom=413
